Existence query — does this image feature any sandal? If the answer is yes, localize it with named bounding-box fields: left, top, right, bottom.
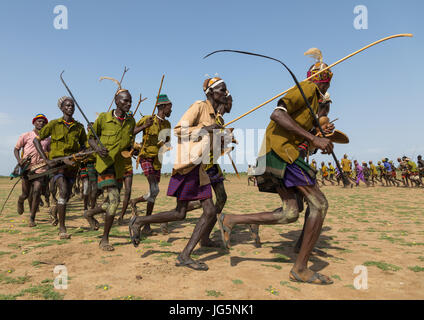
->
left=128, top=216, right=141, bottom=247
left=175, top=256, right=208, bottom=271
left=58, top=232, right=71, bottom=240
left=217, top=213, right=232, bottom=250
left=99, top=242, right=115, bottom=251
left=289, top=270, right=333, bottom=285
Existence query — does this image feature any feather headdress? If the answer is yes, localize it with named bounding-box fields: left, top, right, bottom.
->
left=304, top=47, right=333, bottom=83
left=304, top=48, right=323, bottom=63
left=99, top=76, right=128, bottom=95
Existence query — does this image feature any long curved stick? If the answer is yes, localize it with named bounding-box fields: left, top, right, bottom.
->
left=60, top=71, right=104, bottom=149
left=205, top=49, right=351, bottom=186
left=0, top=177, right=21, bottom=214
left=214, top=34, right=412, bottom=127
left=136, top=75, right=165, bottom=169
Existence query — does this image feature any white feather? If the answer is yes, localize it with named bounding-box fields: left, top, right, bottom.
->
left=304, top=48, right=323, bottom=62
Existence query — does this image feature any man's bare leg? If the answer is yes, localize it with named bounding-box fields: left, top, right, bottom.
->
left=29, top=180, right=42, bottom=227
left=99, top=187, right=120, bottom=251
left=56, top=177, right=71, bottom=239
left=221, top=184, right=332, bottom=284
left=176, top=198, right=216, bottom=270
left=129, top=200, right=188, bottom=246
left=200, top=182, right=227, bottom=247
left=289, top=184, right=330, bottom=283
left=117, top=175, right=132, bottom=225
left=17, top=178, right=31, bottom=215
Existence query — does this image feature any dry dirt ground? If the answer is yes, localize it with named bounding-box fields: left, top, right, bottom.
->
left=0, top=174, right=423, bottom=300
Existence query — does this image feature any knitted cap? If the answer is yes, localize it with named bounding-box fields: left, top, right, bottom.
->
left=156, top=94, right=171, bottom=106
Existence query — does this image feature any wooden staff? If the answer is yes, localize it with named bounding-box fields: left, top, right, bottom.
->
left=134, top=93, right=148, bottom=115
left=224, top=33, right=413, bottom=128
left=151, top=75, right=165, bottom=116
left=227, top=152, right=240, bottom=179
left=136, top=75, right=165, bottom=169
left=107, top=66, right=129, bottom=112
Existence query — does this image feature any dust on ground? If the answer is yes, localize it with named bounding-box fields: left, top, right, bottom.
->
left=0, top=175, right=423, bottom=300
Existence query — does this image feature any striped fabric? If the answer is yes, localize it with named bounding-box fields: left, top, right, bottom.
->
left=97, top=167, right=123, bottom=190
left=141, top=158, right=161, bottom=181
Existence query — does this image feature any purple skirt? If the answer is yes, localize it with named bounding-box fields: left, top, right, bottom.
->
left=167, top=165, right=212, bottom=201
left=283, top=162, right=316, bottom=188
left=206, top=165, right=225, bottom=185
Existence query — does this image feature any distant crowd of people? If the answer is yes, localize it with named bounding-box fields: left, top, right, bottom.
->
left=246, top=154, right=424, bottom=188
left=311, top=154, right=424, bottom=187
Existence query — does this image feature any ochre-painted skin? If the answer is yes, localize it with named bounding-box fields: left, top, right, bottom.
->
left=222, top=182, right=330, bottom=283
left=219, top=84, right=334, bottom=284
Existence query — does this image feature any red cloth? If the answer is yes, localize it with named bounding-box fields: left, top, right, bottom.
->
left=140, top=158, right=161, bottom=181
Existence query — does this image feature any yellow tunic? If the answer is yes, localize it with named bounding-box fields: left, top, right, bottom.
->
left=136, top=115, right=171, bottom=170
left=259, top=81, right=320, bottom=164
left=89, top=111, right=135, bottom=179
left=341, top=158, right=352, bottom=173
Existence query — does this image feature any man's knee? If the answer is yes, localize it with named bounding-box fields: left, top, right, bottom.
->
left=174, top=209, right=187, bottom=220
left=146, top=181, right=159, bottom=203
left=274, top=207, right=299, bottom=224
left=311, top=195, right=328, bottom=219
left=285, top=207, right=300, bottom=223
left=215, top=192, right=227, bottom=213
left=82, top=180, right=89, bottom=196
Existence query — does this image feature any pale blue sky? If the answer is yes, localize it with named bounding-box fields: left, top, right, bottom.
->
left=0, top=0, right=422, bottom=175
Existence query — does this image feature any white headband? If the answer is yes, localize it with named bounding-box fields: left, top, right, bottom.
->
left=205, top=79, right=224, bottom=94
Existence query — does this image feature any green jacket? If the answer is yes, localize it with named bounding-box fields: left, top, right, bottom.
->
left=38, top=117, right=87, bottom=159
left=90, top=110, right=135, bottom=179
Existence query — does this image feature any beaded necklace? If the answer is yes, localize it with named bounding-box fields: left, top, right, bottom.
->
left=113, top=110, right=126, bottom=121
left=63, top=119, right=74, bottom=127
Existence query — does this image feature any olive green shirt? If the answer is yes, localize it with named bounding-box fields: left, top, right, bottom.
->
left=90, top=110, right=135, bottom=179
left=136, top=115, right=171, bottom=170
left=260, top=81, right=320, bottom=164
left=38, top=117, right=87, bottom=160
